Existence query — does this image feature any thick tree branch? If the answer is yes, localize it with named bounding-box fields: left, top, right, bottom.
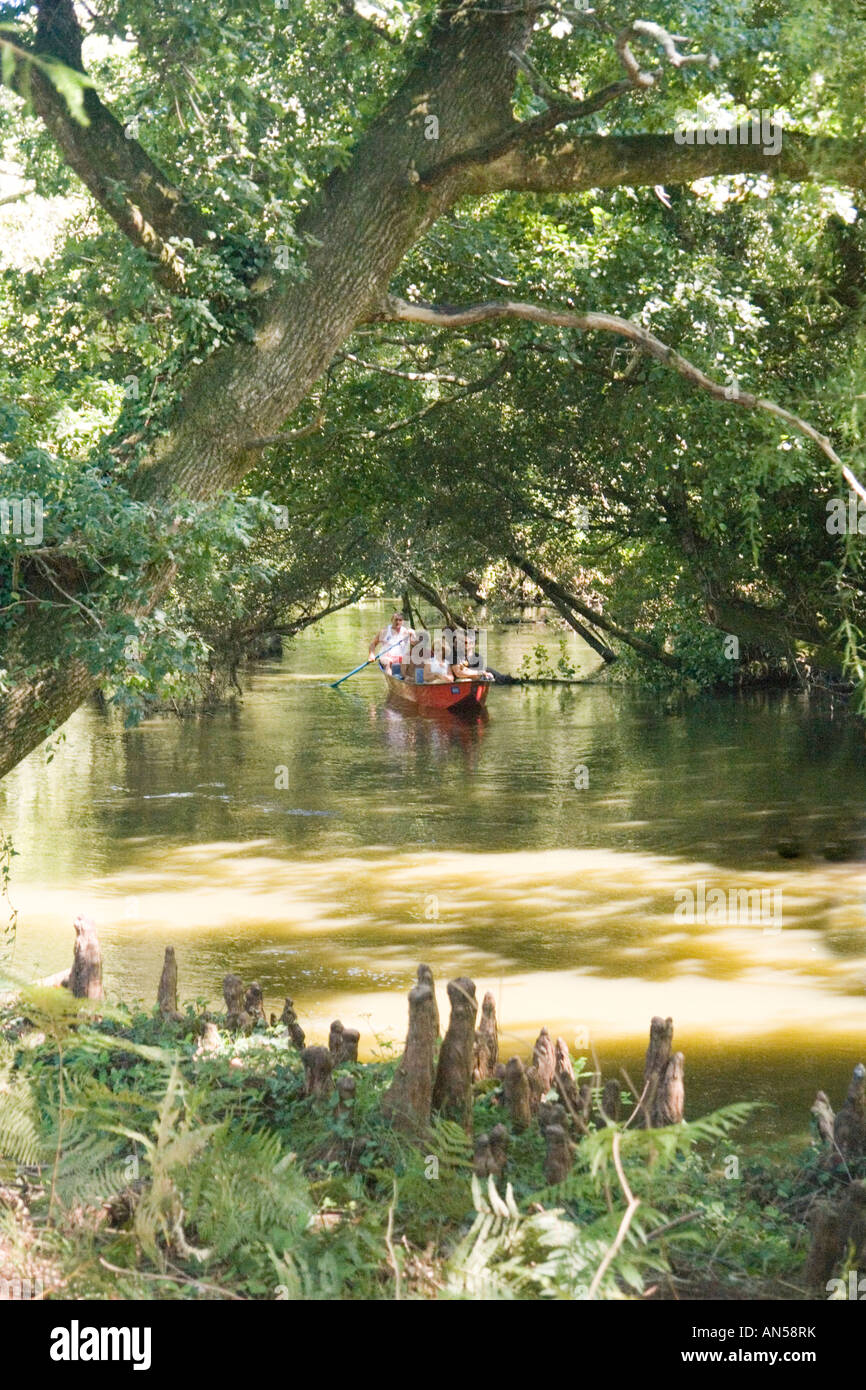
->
left=464, top=130, right=866, bottom=197
left=377, top=294, right=844, bottom=471
left=419, top=14, right=717, bottom=189
left=4, top=1, right=214, bottom=292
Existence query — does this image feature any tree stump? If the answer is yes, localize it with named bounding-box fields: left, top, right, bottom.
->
left=488, top=1123, right=509, bottom=1178
left=417, top=963, right=439, bottom=1037
left=69, top=915, right=103, bottom=1000
left=336, top=1074, right=356, bottom=1122
left=833, top=1063, right=866, bottom=1161
left=156, top=946, right=179, bottom=1018
left=474, top=1133, right=495, bottom=1178
left=381, top=982, right=438, bottom=1134
left=805, top=1183, right=866, bottom=1289
left=525, top=1064, right=544, bottom=1116
left=279, top=997, right=306, bottom=1050
left=222, top=974, right=252, bottom=1031
left=543, top=1124, right=574, bottom=1185
left=432, top=977, right=478, bottom=1131
left=600, top=1078, right=622, bottom=1126
left=329, top=1020, right=345, bottom=1058
left=637, top=1016, right=684, bottom=1126
left=243, top=981, right=264, bottom=1023
left=538, top=1100, right=568, bottom=1135
left=301, top=1045, right=334, bottom=1099
left=553, top=1038, right=588, bottom=1137
left=503, top=1056, right=532, bottom=1131
left=473, top=991, right=499, bottom=1081
left=532, top=1027, right=556, bottom=1095
left=328, top=1020, right=360, bottom=1065
left=810, top=1090, right=836, bottom=1148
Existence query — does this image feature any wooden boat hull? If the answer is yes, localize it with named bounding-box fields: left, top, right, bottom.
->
left=382, top=670, right=490, bottom=714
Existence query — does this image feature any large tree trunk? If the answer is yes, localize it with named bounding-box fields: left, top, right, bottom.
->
left=0, top=6, right=534, bottom=778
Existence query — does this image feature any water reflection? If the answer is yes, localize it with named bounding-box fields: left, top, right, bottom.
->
left=1, top=602, right=865, bottom=1134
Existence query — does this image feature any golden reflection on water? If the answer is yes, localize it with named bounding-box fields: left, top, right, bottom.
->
left=9, top=842, right=866, bottom=1110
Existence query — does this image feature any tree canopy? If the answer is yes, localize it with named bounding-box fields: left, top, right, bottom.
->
left=2, top=0, right=866, bottom=772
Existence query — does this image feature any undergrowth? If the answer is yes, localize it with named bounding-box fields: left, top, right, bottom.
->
left=0, top=984, right=852, bottom=1301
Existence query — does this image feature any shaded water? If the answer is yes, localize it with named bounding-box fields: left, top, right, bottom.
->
left=2, top=602, right=865, bottom=1137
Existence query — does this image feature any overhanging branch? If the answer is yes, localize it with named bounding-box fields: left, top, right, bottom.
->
left=464, top=130, right=866, bottom=197
left=377, top=293, right=844, bottom=471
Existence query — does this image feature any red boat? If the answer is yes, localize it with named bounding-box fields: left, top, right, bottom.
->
left=382, top=669, right=490, bottom=714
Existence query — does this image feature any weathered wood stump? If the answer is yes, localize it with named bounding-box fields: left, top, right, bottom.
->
left=432, top=978, right=478, bottom=1131
left=329, top=1020, right=345, bottom=1058
left=525, top=1064, right=544, bottom=1116
left=474, top=1133, right=495, bottom=1177
left=156, top=946, right=179, bottom=1018
left=301, top=1045, right=334, bottom=1099
left=488, top=1123, right=509, bottom=1178
left=553, top=1038, right=588, bottom=1136
left=543, top=1124, right=574, bottom=1186
left=810, top=1090, right=835, bottom=1147
left=417, top=963, right=440, bottom=1037
left=279, top=997, right=306, bottom=1050
left=532, top=1027, right=556, bottom=1094
left=834, top=1063, right=866, bottom=1161
left=336, top=1074, right=356, bottom=1122
left=243, top=981, right=264, bottom=1023
left=222, top=974, right=252, bottom=1032
left=473, top=991, right=499, bottom=1080
left=69, top=915, right=103, bottom=1000
left=503, top=1056, right=532, bottom=1131
left=328, top=1020, right=360, bottom=1065
left=381, top=981, right=438, bottom=1134
left=805, top=1182, right=866, bottom=1289
left=637, top=1016, right=684, bottom=1127
left=538, top=1100, right=568, bottom=1135
left=600, top=1078, right=622, bottom=1126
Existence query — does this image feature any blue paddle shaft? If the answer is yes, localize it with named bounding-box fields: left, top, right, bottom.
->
left=329, top=635, right=406, bottom=688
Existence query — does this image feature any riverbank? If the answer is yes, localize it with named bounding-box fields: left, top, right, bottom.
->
left=1, top=929, right=862, bottom=1302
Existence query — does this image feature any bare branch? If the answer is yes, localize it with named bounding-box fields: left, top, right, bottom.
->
left=615, top=19, right=718, bottom=89
left=377, top=293, right=844, bottom=470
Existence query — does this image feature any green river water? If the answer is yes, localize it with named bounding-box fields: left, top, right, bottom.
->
left=2, top=601, right=865, bottom=1138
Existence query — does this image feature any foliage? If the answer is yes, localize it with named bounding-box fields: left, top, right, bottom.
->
left=0, top=985, right=837, bottom=1301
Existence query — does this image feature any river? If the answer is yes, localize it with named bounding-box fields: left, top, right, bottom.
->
left=2, top=601, right=865, bottom=1138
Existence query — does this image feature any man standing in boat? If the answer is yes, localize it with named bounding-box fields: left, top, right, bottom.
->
left=368, top=611, right=416, bottom=678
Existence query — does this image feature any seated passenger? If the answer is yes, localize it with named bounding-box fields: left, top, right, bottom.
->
left=423, top=639, right=452, bottom=683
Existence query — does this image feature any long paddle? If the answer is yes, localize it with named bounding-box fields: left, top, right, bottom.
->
left=329, top=635, right=407, bottom=689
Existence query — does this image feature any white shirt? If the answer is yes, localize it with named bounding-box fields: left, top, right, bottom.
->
left=382, top=623, right=412, bottom=660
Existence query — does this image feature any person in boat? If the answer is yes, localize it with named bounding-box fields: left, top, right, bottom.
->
left=442, top=628, right=494, bottom=683
left=369, top=612, right=415, bottom=677
left=422, top=636, right=453, bottom=683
